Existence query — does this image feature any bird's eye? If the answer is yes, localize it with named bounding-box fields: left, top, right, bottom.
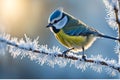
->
left=54, top=20, right=58, bottom=24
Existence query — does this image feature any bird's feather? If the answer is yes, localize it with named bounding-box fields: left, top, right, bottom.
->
left=62, top=13, right=99, bottom=36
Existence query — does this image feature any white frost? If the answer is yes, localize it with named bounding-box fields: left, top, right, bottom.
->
left=103, top=0, right=120, bottom=30
left=0, top=33, right=119, bottom=76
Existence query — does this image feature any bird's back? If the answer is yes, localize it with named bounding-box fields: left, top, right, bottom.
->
left=63, top=12, right=99, bottom=36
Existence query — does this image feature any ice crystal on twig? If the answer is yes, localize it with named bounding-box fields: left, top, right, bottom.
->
left=0, top=33, right=119, bottom=76
left=103, top=0, right=120, bottom=30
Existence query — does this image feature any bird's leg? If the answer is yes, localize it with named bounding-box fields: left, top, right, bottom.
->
left=63, top=48, right=74, bottom=56
left=82, top=47, right=86, bottom=61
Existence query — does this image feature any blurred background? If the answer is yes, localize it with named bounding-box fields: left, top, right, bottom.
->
left=0, top=0, right=119, bottom=79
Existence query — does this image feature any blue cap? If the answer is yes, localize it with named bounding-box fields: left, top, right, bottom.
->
left=48, top=8, right=63, bottom=23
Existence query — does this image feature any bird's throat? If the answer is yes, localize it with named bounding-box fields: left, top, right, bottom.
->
left=52, top=26, right=60, bottom=33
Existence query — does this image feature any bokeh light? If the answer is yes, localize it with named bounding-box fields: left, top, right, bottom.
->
left=0, top=0, right=43, bottom=37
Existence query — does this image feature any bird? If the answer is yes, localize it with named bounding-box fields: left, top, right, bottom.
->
left=46, top=8, right=120, bottom=59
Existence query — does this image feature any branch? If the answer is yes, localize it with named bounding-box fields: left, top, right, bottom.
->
left=113, top=0, right=120, bottom=64
left=103, top=0, right=120, bottom=65
left=0, top=34, right=120, bottom=74
left=114, top=1, right=120, bottom=40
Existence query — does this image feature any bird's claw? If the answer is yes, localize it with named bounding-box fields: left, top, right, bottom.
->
left=82, top=55, right=87, bottom=61
left=62, top=51, right=68, bottom=57
left=62, top=48, right=74, bottom=57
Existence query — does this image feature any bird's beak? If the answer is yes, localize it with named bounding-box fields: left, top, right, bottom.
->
left=46, top=23, right=52, bottom=28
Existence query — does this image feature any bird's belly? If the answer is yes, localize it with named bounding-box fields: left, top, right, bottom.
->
left=55, top=30, right=96, bottom=52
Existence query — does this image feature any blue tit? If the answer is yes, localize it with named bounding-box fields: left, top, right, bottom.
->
left=46, top=8, right=120, bottom=58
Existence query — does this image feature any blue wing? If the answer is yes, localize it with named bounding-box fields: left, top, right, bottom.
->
left=63, top=24, right=99, bottom=36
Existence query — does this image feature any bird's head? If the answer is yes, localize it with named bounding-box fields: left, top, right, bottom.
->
left=47, top=8, right=68, bottom=33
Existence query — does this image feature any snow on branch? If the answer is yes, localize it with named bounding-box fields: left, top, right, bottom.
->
left=0, top=33, right=119, bottom=76
left=103, top=0, right=120, bottom=64
left=103, top=0, right=120, bottom=30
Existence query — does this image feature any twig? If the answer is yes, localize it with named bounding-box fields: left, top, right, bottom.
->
left=114, top=3, right=120, bottom=40
left=0, top=38, right=120, bottom=73
left=114, top=0, right=120, bottom=63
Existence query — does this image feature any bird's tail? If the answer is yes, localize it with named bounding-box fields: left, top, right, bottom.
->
left=98, top=34, right=120, bottom=41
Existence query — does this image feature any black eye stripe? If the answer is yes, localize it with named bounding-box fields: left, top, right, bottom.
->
left=54, top=20, right=58, bottom=24
left=53, top=13, right=65, bottom=24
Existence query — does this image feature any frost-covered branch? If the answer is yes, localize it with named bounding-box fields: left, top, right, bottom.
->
left=103, top=0, right=120, bottom=64
left=0, top=33, right=119, bottom=76
left=114, top=1, right=120, bottom=34
left=103, top=0, right=120, bottom=30
left=114, top=0, right=120, bottom=64
left=113, top=0, right=120, bottom=40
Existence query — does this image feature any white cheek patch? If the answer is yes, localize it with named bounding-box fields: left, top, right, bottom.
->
left=53, top=16, right=68, bottom=29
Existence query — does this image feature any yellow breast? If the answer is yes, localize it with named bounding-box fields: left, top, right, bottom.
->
left=55, top=30, right=96, bottom=52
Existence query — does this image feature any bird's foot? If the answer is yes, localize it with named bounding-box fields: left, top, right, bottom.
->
left=82, top=55, right=87, bottom=61
left=62, top=51, right=67, bottom=57
left=62, top=48, right=74, bottom=57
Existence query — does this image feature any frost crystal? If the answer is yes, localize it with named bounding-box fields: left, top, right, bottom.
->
left=0, top=33, right=10, bottom=54
left=103, top=0, right=120, bottom=30
left=0, top=33, right=119, bottom=76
